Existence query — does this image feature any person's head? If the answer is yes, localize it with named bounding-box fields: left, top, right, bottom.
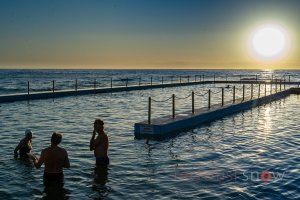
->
left=25, top=129, right=33, bottom=140
left=51, top=132, right=62, bottom=145
left=94, top=119, right=104, bottom=133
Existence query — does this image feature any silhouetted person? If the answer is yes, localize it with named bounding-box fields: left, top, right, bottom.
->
left=30, top=132, right=70, bottom=186
left=90, top=119, right=109, bottom=166
left=14, top=129, right=33, bottom=159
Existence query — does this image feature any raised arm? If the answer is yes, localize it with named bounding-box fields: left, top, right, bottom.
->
left=90, top=131, right=96, bottom=150
left=90, top=130, right=100, bottom=151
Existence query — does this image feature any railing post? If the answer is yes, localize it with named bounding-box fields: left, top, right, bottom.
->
left=271, top=74, right=274, bottom=83
left=172, top=94, right=175, bottom=119
left=265, top=83, right=267, bottom=96
left=258, top=84, right=260, bottom=97
left=52, top=80, right=55, bottom=93
left=75, top=79, right=78, bottom=91
left=192, top=91, right=195, bottom=114
left=111, top=78, right=113, bottom=88
left=208, top=89, right=211, bottom=109
left=270, top=83, right=272, bottom=94
left=27, top=81, right=30, bottom=95
left=148, top=97, right=151, bottom=124
left=150, top=77, right=152, bottom=85
left=242, top=84, right=245, bottom=101
left=222, top=88, right=224, bottom=106
left=280, top=80, right=282, bottom=91
left=233, top=86, right=235, bottom=103
left=162, top=76, right=164, bottom=85
left=251, top=84, right=253, bottom=99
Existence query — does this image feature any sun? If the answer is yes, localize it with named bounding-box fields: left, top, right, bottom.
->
left=249, top=24, right=289, bottom=60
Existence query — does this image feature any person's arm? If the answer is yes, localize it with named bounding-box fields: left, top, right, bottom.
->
left=32, top=150, right=45, bottom=169
left=90, top=130, right=100, bottom=150
left=14, top=140, right=24, bottom=158
left=90, top=130, right=96, bottom=150
left=29, top=139, right=32, bottom=151
left=63, top=150, right=70, bottom=169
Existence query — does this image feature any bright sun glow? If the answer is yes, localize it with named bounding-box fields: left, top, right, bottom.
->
left=250, top=24, right=289, bottom=60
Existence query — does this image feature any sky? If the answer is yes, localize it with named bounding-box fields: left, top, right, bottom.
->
left=0, top=0, right=299, bottom=69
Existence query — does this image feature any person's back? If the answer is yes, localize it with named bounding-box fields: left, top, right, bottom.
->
left=43, top=145, right=69, bottom=173
left=94, top=133, right=108, bottom=158
left=31, top=132, right=70, bottom=186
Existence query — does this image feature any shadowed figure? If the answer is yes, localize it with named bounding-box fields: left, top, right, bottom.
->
left=30, top=132, right=70, bottom=186
left=90, top=119, right=109, bottom=166
left=90, top=119, right=111, bottom=199
left=14, top=129, right=33, bottom=159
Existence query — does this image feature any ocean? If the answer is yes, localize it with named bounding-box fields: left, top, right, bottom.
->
left=0, top=69, right=299, bottom=199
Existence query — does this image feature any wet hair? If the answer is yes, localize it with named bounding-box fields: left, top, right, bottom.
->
left=51, top=132, right=62, bottom=145
left=94, top=119, right=104, bottom=126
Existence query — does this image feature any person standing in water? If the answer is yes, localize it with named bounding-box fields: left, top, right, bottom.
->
left=90, top=119, right=109, bottom=166
left=30, top=132, right=70, bottom=186
left=14, top=129, right=33, bottom=158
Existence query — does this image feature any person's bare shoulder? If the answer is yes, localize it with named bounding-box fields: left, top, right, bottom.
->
left=104, top=133, right=108, bottom=140
left=99, top=133, right=108, bottom=140
left=58, top=147, right=68, bottom=154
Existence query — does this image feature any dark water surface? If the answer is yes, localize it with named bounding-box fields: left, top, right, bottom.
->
left=0, top=70, right=299, bottom=199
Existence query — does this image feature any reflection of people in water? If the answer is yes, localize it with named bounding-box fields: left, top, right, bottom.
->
left=42, top=185, right=70, bottom=200
left=90, top=119, right=109, bottom=166
left=94, top=165, right=108, bottom=186
left=30, top=132, right=70, bottom=187
left=14, top=129, right=33, bottom=159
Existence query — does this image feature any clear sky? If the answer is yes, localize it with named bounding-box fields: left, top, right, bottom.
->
left=0, top=0, right=299, bottom=69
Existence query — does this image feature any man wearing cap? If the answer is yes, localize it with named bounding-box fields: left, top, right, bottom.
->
left=14, top=129, right=33, bottom=158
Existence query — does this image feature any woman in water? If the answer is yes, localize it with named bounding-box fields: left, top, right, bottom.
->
left=14, top=129, right=33, bottom=158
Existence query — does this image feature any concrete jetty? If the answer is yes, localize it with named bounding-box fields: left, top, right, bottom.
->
left=0, top=80, right=299, bottom=104
left=134, top=88, right=300, bottom=140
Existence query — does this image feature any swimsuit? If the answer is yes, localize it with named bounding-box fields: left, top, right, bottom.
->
left=43, top=172, right=64, bottom=187
left=96, top=156, right=109, bottom=165
left=19, top=141, right=31, bottom=158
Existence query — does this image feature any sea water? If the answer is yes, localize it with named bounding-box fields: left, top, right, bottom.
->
left=0, top=69, right=299, bottom=199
